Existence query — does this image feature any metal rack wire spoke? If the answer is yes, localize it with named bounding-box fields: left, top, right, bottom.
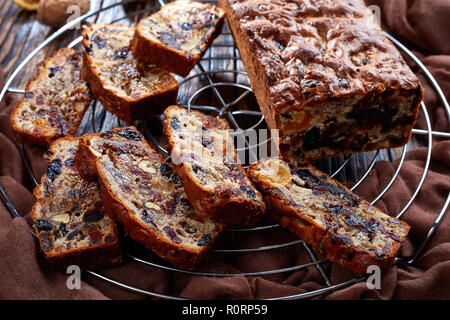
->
left=125, top=251, right=327, bottom=277
left=349, top=150, right=380, bottom=191
left=0, top=0, right=449, bottom=300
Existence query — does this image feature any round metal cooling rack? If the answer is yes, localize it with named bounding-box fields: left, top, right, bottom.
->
left=1, top=0, right=450, bottom=300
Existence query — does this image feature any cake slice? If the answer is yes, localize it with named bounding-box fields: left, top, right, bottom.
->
left=10, top=48, right=92, bottom=145
left=163, top=105, right=265, bottom=226
left=82, top=24, right=179, bottom=122
left=31, top=137, right=121, bottom=270
left=132, top=0, right=225, bottom=77
left=247, top=157, right=410, bottom=276
left=76, top=126, right=225, bottom=270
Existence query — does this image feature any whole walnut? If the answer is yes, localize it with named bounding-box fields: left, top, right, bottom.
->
left=37, top=0, right=90, bottom=28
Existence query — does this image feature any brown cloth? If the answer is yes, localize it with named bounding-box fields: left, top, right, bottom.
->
left=0, top=0, right=449, bottom=300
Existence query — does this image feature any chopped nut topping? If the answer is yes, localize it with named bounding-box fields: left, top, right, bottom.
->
left=145, top=202, right=161, bottom=211
left=138, top=160, right=157, bottom=173
left=52, top=214, right=70, bottom=224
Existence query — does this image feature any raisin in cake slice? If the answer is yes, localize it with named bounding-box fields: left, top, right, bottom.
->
left=76, top=126, right=225, bottom=270
left=132, top=0, right=225, bottom=77
left=82, top=24, right=179, bottom=123
left=31, top=137, right=121, bottom=270
left=247, top=157, right=410, bottom=276
left=10, top=48, right=92, bottom=145
left=163, top=105, right=265, bottom=226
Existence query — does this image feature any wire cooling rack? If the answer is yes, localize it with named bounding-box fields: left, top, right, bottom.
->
left=1, top=0, right=450, bottom=300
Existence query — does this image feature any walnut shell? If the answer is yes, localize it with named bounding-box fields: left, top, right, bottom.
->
left=37, top=0, right=90, bottom=28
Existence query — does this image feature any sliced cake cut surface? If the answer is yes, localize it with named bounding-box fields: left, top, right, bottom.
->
left=82, top=24, right=179, bottom=122
left=219, top=0, right=423, bottom=161
left=10, top=48, right=92, bottom=145
left=76, top=126, right=225, bottom=270
left=132, top=0, right=225, bottom=76
left=31, top=137, right=121, bottom=270
left=163, top=105, right=265, bottom=226
left=247, top=157, right=410, bottom=276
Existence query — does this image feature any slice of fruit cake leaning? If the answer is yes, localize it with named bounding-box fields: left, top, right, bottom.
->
left=82, top=24, right=179, bottom=122
left=32, top=137, right=121, bottom=270
left=76, top=126, right=225, bottom=270
left=247, top=156, right=410, bottom=276
left=164, top=105, right=266, bottom=226
left=11, top=48, right=92, bottom=145
left=132, top=0, right=225, bottom=76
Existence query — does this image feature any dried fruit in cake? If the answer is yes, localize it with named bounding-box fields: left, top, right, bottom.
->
left=31, top=137, right=121, bottom=270
left=219, top=0, right=423, bottom=161
left=82, top=24, right=179, bottom=122
left=10, top=48, right=92, bottom=145
left=163, top=105, right=265, bottom=226
left=247, top=157, right=410, bottom=276
left=76, top=126, right=225, bottom=270
left=132, top=0, right=225, bottom=77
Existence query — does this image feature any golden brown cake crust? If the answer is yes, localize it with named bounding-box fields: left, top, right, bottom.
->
left=10, top=48, right=92, bottom=145
left=132, top=0, right=225, bottom=77
left=31, top=137, right=121, bottom=270
left=219, top=0, right=424, bottom=161
left=163, top=105, right=266, bottom=226
left=81, top=24, right=179, bottom=122
left=247, top=157, right=410, bottom=276
left=76, top=126, right=225, bottom=270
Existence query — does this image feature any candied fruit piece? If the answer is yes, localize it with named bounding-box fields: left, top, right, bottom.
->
left=163, top=226, right=182, bottom=243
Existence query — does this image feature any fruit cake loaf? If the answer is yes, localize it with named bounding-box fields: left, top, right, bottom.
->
left=10, top=48, right=92, bottom=145
left=31, top=137, right=121, bottom=270
left=82, top=24, right=179, bottom=123
left=219, top=0, right=424, bottom=161
left=163, top=105, right=265, bottom=226
left=76, top=126, right=225, bottom=269
left=247, top=157, right=410, bottom=276
left=132, top=0, right=225, bottom=77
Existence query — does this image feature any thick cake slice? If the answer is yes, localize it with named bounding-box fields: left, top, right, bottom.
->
left=163, top=105, right=265, bottom=226
left=76, top=126, right=225, bottom=270
left=82, top=24, right=179, bottom=122
left=31, top=137, right=121, bottom=270
left=132, top=0, right=225, bottom=77
left=219, top=0, right=423, bottom=161
left=10, top=48, right=92, bottom=145
left=247, top=157, right=410, bottom=276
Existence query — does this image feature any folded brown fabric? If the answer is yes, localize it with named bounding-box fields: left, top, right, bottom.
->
left=0, top=0, right=449, bottom=299
left=368, top=0, right=450, bottom=55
